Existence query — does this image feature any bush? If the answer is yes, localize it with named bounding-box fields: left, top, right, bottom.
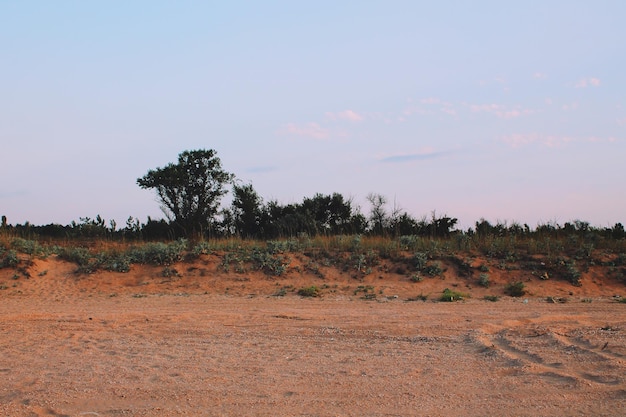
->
left=0, top=250, right=19, bottom=268
left=439, top=288, right=467, bottom=302
left=413, top=252, right=428, bottom=270
left=11, top=238, right=48, bottom=257
left=504, top=281, right=526, bottom=297
left=484, top=295, right=500, bottom=302
left=564, top=261, right=582, bottom=286
left=129, top=239, right=187, bottom=265
left=56, top=247, right=93, bottom=269
left=297, top=286, right=320, bottom=297
left=423, top=261, right=443, bottom=277
left=478, top=273, right=490, bottom=287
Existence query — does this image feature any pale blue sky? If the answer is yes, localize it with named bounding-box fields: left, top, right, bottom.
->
left=1, top=1, right=624, bottom=229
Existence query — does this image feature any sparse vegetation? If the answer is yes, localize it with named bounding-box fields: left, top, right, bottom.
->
left=439, top=288, right=468, bottom=302
left=504, top=281, right=526, bottom=297
left=478, top=273, right=490, bottom=288
left=297, top=286, right=320, bottom=297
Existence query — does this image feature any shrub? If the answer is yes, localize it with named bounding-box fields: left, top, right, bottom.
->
left=564, top=261, right=582, bottom=286
left=504, top=281, right=526, bottom=297
left=409, top=274, right=423, bottom=283
left=128, top=239, right=187, bottom=265
left=423, top=261, right=443, bottom=277
left=98, top=251, right=131, bottom=273
left=11, top=238, right=48, bottom=257
left=0, top=250, right=19, bottom=268
left=297, top=286, right=320, bottom=297
left=478, top=273, right=490, bottom=287
left=439, top=288, right=467, bottom=302
left=484, top=295, right=500, bottom=302
left=413, top=252, right=428, bottom=270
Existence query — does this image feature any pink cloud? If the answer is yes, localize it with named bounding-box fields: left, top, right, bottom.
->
left=470, top=103, right=533, bottom=119
left=325, top=110, right=364, bottom=122
left=280, top=122, right=329, bottom=140
left=534, top=72, right=548, bottom=80
left=575, top=77, right=601, bottom=88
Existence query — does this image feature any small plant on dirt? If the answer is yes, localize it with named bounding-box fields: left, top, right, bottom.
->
left=297, top=286, right=320, bottom=297
left=478, top=264, right=490, bottom=272
left=128, top=239, right=187, bottom=266
left=483, top=295, right=500, bottom=302
left=423, top=261, right=443, bottom=277
left=11, top=238, right=48, bottom=257
left=409, top=274, right=423, bottom=283
left=0, top=249, right=19, bottom=268
left=504, top=281, right=526, bottom=297
left=412, top=252, right=428, bottom=271
left=273, top=286, right=292, bottom=297
left=478, top=273, right=490, bottom=288
left=192, top=241, right=212, bottom=256
left=161, top=267, right=180, bottom=278
left=353, top=285, right=376, bottom=300
left=354, top=285, right=374, bottom=295
left=564, top=260, right=582, bottom=286
left=439, top=288, right=468, bottom=302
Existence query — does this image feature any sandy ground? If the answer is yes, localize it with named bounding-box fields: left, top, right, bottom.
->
left=0, top=256, right=625, bottom=416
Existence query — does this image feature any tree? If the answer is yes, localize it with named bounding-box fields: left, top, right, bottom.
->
left=231, top=182, right=263, bottom=238
left=137, top=149, right=234, bottom=237
left=367, top=193, right=388, bottom=235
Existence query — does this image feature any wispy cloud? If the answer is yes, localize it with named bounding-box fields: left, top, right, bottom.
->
left=379, top=149, right=453, bottom=163
left=533, top=72, right=548, bottom=80
left=575, top=77, right=601, bottom=88
left=500, top=133, right=618, bottom=148
left=402, top=97, right=456, bottom=118
left=325, top=110, right=364, bottom=122
left=469, top=103, right=534, bottom=119
left=279, top=122, right=329, bottom=140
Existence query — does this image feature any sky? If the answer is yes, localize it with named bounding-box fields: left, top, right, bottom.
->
left=1, top=1, right=625, bottom=230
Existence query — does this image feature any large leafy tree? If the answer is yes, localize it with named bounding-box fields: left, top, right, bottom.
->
left=230, top=182, right=263, bottom=238
left=137, top=149, right=234, bottom=236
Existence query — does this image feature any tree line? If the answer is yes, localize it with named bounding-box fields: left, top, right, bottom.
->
left=2, top=149, right=624, bottom=242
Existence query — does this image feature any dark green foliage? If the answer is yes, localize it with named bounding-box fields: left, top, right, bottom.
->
left=484, top=295, right=500, bottom=302
left=230, top=182, right=263, bottom=238
left=137, top=149, right=234, bottom=237
left=504, top=281, right=526, bottom=297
